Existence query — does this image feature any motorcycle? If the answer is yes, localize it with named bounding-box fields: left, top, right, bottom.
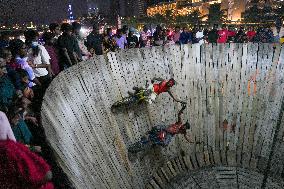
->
left=128, top=126, right=172, bottom=154
left=111, top=88, right=150, bottom=113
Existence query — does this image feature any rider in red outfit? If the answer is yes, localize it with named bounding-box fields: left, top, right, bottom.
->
left=128, top=105, right=198, bottom=153
left=164, top=104, right=191, bottom=143
left=147, top=77, right=186, bottom=104
left=148, top=104, right=192, bottom=146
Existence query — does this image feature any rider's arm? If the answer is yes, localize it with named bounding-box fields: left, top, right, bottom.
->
left=168, top=89, right=185, bottom=103
left=184, top=134, right=192, bottom=143
left=177, top=105, right=187, bottom=123
left=151, top=77, right=164, bottom=83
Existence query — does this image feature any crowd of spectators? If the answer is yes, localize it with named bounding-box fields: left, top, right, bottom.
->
left=150, top=24, right=284, bottom=46
left=0, top=21, right=283, bottom=188
left=85, top=23, right=284, bottom=51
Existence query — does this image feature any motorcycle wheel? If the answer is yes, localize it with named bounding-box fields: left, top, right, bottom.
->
left=111, top=96, right=138, bottom=113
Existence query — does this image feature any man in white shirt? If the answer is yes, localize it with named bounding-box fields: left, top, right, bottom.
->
left=24, top=30, right=53, bottom=98
left=27, top=43, right=51, bottom=78
left=195, top=27, right=205, bottom=45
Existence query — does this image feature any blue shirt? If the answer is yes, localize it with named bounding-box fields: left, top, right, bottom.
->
left=12, top=119, right=33, bottom=144
left=0, top=75, right=16, bottom=107
left=179, top=31, right=192, bottom=44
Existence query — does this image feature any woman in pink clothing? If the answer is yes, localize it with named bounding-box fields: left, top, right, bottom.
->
left=0, top=111, right=54, bottom=189
left=42, top=32, right=60, bottom=76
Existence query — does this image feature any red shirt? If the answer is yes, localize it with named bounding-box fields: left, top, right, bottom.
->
left=247, top=31, right=256, bottom=42
left=217, top=29, right=229, bottom=43
left=228, top=30, right=236, bottom=37
left=0, top=140, right=54, bottom=189
left=153, top=80, right=170, bottom=95
left=166, top=121, right=186, bottom=135
left=45, top=45, right=60, bottom=75
left=6, top=59, right=21, bottom=70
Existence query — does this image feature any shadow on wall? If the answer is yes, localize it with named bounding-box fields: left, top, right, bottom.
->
left=41, top=44, right=284, bottom=189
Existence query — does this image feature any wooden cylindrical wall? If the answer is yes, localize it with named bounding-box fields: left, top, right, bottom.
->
left=42, top=44, right=284, bottom=189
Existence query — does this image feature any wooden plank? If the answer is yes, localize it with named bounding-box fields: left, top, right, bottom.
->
left=149, top=179, right=161, bottom=189
left=152, top=172, right=164, bottom=188
left=213, top=150, right=222, bottom=165
left=183, top=155, right=194, bottom=170
left=227, top=150, right=237, bottom=167
left=160, top=167, right=170, bottom=183
left=177, top=156, right=187, bottom=171
left=167, top=161, right=178, bottom=177
left=204, top=150, right=211, bottom=166
left=196, top=152, right=205, bottom=168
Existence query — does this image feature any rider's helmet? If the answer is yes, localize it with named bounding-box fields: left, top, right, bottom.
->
left=167, top=78, right=176, bottom=87
left=184, top=121, right=190, bottom=130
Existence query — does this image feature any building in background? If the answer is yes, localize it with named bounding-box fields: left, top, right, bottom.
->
left=68, top=4, right=74, bottom=21
left=245, top=0, right=284, bottom=10
left=146, top=2, right=177, bottom=16
left=86, top=0, right=111, bottom=15
left=146, top=0, right=247, bottom=21
left=118, top=0, right=147, bottom=17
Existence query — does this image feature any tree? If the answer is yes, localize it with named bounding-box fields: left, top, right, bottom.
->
left=242, top=4, right=261, bottom=23
left=164, top=9, right=174, bottom=26
left=122, top=17, right=139, bottom=28
left=81, top=12, right=105, bottom=27
left=186, top=10, right=203, bottom=26
left=206, top=3, right=226, bottom=26
left=152, top=13, right=166, bottom=25
left=242, top=0, right=280, bottom=23
left=175, top=15, right=187, bottom=24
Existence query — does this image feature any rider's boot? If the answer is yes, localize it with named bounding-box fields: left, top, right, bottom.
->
left=127, top=91, right=134, bottom=96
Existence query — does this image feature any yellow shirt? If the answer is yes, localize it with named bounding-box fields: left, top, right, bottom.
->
left=280, top=37, right=284, bottom=44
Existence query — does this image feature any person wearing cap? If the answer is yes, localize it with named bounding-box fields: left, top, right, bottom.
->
left=127, top=29, right=139, bottom=48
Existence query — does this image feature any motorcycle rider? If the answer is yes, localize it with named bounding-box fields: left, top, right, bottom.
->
left=128, top=104, right=193, bottom=153
left=127, top=77, right=186, bottom=104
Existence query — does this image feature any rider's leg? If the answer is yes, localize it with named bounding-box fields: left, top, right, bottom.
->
left=141, top=135, right=149, bottom=144
left=133, top=87, right=140, bottom=91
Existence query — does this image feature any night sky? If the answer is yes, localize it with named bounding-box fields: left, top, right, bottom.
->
left=0, top=0, right=89, bottom=25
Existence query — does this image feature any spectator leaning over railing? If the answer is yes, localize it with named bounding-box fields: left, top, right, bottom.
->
left=179, top=27, right=192, bottom=44
left=207, top=24, right=219, bottom=43
left=173, top=26, right=181, bottom=44
left=127, top=30, right=139, bottom=48
left=114, top=29, right=127, bottom=49
left=217, top=24, right=229, bottom=43
left=246, top=26, right=256, bottom=42
left=57, top=23, right=79, bottom=70
left=235, top=26, right=247, bottom=43
left=86, top=24, right=104, bottom=55
left=140, top=25, right=150, bottom=48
